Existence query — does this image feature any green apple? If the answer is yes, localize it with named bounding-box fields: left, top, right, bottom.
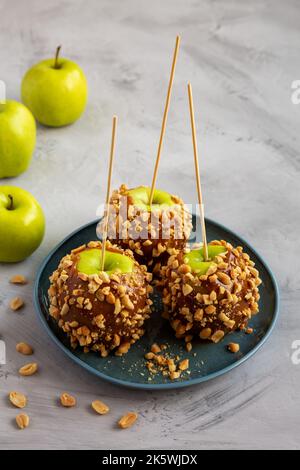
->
left=128, top=186, right=174, bottom=211
left=0, top=100, right=36, bottom=178
left=77, top=248, right=134, bottom=275
left=184, top=245, right=227, bottom=275
left=0, top=186, right=45, bottom=262
left=21, top=46, right=88, bottom=127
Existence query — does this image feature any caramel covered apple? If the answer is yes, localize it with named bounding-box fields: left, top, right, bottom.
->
left=48, top=240, right=153, bottom=357
left=160, top=240, right=261, bottom=344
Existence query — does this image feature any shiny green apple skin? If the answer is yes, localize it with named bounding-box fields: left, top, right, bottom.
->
left=0, top=100, right=36, bottom=178
left=0, top=186, right=45, bottom=262
left=184, top=245, right=227, bottom=275
left=21, top=58, right=88, bottom=127
left=128, top=186, right=174, bottom=211
left=77, top=248, right=134, bottom=276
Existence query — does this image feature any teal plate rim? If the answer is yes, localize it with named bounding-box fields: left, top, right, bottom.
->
left=33, top=217, right=280, bottom=390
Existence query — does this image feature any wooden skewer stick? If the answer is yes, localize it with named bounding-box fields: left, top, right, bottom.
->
left=187, top=83, right=209, bottom=261
left=149, top=35, right=181, bottom=206
left=101, top=115, right=118, bottom=271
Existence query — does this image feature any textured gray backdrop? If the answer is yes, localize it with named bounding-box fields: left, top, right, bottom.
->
left=0, top=0, right=299, bottom=450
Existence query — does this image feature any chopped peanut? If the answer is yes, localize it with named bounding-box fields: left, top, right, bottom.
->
left=60, top=393, right=76, bottom=407
left=10, top=275, right=27, bottom=285
left=227, top=342, right=240, bottom=353
left=10, top=297, right=24, bottom=311
left=9, top=391, right=27, bottom=409
left=19, top=363, right=38, bottom=376
left=151, top=343, right=161, bottom=354
left=91, top=400, right=110, bottom=415
left=16, top=342, right=34, bottom=355
left=178, top=359, right=189, bottom=371
left=16, top=413, right=30, bottom=429
left=118, top=412, right=138, bottom=429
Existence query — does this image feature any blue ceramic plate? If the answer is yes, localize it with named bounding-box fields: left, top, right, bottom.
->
left=34, top=216, right=279, bottom=390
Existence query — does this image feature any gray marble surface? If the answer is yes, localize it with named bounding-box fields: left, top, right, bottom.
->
left=0, top=0, right=299, bottom=450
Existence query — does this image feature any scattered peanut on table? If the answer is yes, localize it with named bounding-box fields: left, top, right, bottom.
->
left=9, top=297, right=24, bottom=311
left=118, top=412, right=138, bottom=429
left=19, top=362, right=38, bottom=376
left=16, top=342, right=34, bottom=355
left=91, top=400, right=110, bottom=415
left=60, top=393, right=76, bottom=407
left=10, top=275, right=27, bottom=285
left=9, top=391, right=27, bottom=409
left=16, top=413, right=30, bottom=429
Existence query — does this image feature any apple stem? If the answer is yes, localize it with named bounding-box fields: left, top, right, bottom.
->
left=7, top=194, right=13, bottom=210
left=54, top=45, right=62, bottom=69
